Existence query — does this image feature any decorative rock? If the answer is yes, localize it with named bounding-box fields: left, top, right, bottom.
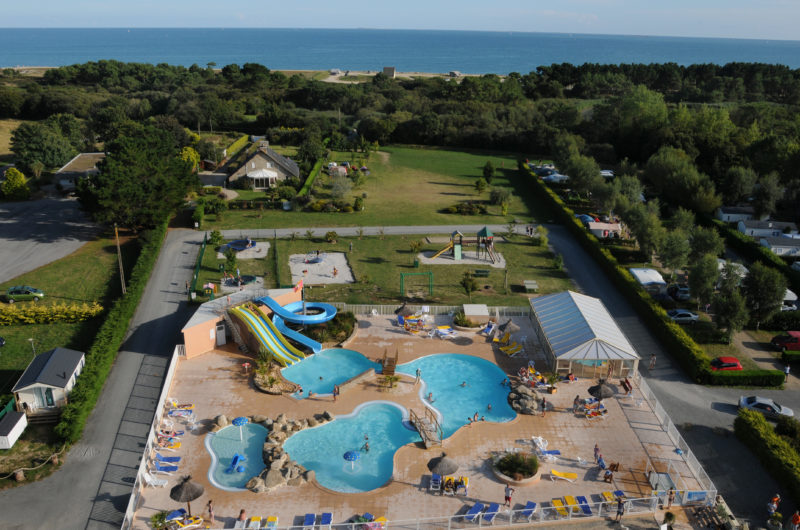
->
left=246, top=476, right=267, bottom=493
left=215, top=414, right=229, bottom=427
left=264, top=468, right=286, bottom=489
left=263, top=417, right=274, bottom=428
left=307, top=417, right=319, bottom=427
left=322, top=411, right=334, bottom=421
left=508, top=391, right=519, bottom=401
left=210, top=424, right=222, bottom=433
left=253, top=415, right=267, bottom=424
left=287, top=476, right=303, bottom=486
left=276, top=413, right=286, bottom=423
left=516, top=385, right=534, bottom=397
left=304, top=469, right=315, bottom=482
left=14, top=470, right=24, bottom=482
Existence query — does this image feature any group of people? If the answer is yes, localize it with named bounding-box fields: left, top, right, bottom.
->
left=443, top=476, right=466, bottom=494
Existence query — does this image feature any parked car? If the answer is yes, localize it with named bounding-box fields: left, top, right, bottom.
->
left=710, top=357, right=743, bottom=371
left=667, top=284, right=691, bottom=301
left=667, top=309, right=699, bottom=324
left=5, top=286, right=45, bottom=303
left=781, top=302, right=797, bottom=311
left=542, top=173, right=569, bottom=183
left=738, top=396, right=794, bottom=420
left=600, top=169, right=615, bottom=179
left=574, top=214, right=595, bottom=226
left=771, top=331, right=800, bottom=351
left=535, top=167, right=557, bottom=177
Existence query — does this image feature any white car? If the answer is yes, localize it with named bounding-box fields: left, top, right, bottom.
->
left=600, top=169, right=615, bottom=179
left=738, top=396, right=794, bottom=420
left=667, top=309, right=699, bottom=324
left=542, top=173, right=569, bottom=183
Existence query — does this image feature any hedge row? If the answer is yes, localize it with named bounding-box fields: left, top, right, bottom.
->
left=226, top=135, right=249, bottom=159
left=0, top=302, right=103, bottom=325
left=712, top=219, right=800, bottom=295
left=55, top=220, right=169, bottom=443
left=734, top=409, right=800, bottom=506
left=298, top=158, right=324, bottom=197
left=523, top=165, right=783, bottom=387
left=763, top=311, right=800, bottom=332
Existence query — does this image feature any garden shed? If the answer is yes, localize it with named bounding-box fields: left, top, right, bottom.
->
left=529, top=291, right=640, bottom=378
left=12, top=347, right=85, bottom=417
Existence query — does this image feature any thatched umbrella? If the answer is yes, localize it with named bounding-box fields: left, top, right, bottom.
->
left=394, top=302, right=413, bottom=316
left=170, top=475, right=204, bottom=516
left=427, top=452, right=459, bottom=475
left=588, top=382, right=617, bottom=401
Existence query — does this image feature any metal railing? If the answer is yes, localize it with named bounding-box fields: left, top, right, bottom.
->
left=330, top=303, right=530, bottom=318
left=120, top=346, right=182, bottom=530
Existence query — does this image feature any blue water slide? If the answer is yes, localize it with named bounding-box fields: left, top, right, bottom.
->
left=273, top=315, right=322, bottom=353
left=257, top=296, right=337, bottom=325
left=230, top=307, right=303, bottom=366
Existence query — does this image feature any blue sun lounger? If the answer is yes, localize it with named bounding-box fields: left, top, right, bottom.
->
left=465, top=503, right=484, bottom=523
left=154, top=453, right=181, bottom=464
left=521, top=501, right=537, bottom=521
left=152, top=461, right=179, bottom=474
left=320, top=513, right=332, bottom=529
left=303, top=513, right=316, bottom=529
left=614, top=490, right=625, bottom=498
left=541, top=449, right=561, bottom=456
left=483, top=503, right=500, bottom=524
left=576, top=496, right=592, bottom=516
left=166, top=508, right=187, bottom=521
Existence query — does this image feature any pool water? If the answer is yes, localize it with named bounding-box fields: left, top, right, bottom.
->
left=206, top=423, right=268, bottom=491
left=283, top=402, right=420, bottom=493
left=282, top=348, right=382, bottom=399
left=396, top=353, right=516, bottom=437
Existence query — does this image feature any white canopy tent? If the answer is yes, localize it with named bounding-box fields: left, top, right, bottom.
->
left=529, top=291, right=640, bottom=378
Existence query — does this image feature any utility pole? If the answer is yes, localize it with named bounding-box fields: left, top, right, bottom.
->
left=115, top=224, right=127, bottom=295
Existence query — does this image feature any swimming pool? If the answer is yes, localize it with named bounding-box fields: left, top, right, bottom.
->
left=396, top=353, right=516, bottom=437
left=283, top=402, right=420, bottom=493
left=282, top=348, right=382, bottom=399
left=205, top=423, right=268, bottom=491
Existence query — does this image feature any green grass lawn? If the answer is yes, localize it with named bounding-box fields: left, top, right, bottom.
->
left=203, top=146, right=539, bottom=230
left=680, top=319, right=760, bottom=370
left=196, top=232, right=571, bottom=306
left=0, top=234, right=138, bottom=393
left=0, top=119, right=26, bottom=157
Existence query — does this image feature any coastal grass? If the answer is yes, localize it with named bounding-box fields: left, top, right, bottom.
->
left=204, top=146, right=537, bottom=229
left=0, top=119, right=25, bottom=157
left=194, top=232, right=570, bottom=306
left=0, top=235, right=138, bottom=392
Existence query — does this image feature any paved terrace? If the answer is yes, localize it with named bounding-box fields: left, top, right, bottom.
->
left=132, top=315, right=704, bottom=529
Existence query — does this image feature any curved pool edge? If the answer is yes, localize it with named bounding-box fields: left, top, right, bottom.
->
left=204, top=431, right=249, bottom=492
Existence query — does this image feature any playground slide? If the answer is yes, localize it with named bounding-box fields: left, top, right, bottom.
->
left=230, top=307, right=304, bottom=366
left=257, top=296, right=338, bottom=325
left=273, top=315, right=322, bottom=354
left=430, top=241, right=453, bottom=260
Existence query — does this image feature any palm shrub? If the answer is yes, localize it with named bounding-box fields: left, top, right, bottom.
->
left=495, top=452, right=539, bottom=480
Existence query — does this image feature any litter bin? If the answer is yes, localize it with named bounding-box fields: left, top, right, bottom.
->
left=414, top=259, right=420, bottom=268
left=219, top=264, right=224, bottom=272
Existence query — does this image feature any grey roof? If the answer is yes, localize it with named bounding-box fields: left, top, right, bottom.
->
left=761, top=237, right=800, bottom=248
left=0, top=411, right=25, bottom=437
left=530, top=291, right=639, bottom=361
left=12, top=347, right=85, bottom=392
left=249, top=148, right=299, bottom=178
left=56, top=153, right=105, bottom=174
left=740, top=220, right=797, bottom=230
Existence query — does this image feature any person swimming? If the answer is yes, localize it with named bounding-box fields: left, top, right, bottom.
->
left=427, top=392, right=435, bottom=402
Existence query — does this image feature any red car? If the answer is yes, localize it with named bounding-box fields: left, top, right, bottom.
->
left=710, top=357, right=743, bottom=371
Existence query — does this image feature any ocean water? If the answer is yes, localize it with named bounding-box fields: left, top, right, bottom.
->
left=1, top=28, right=799, bottom=72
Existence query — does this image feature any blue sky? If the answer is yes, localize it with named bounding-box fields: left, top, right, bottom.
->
left=3, top=0, right=798, bottom=41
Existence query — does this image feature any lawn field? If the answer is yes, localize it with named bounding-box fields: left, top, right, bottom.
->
left=0, top=234, right=138, bottom=393
left=203, top=146, right=538, bottom=229
left=0, top=119, right=25, bottom=157
left=195, top=232, right=571, bottom=307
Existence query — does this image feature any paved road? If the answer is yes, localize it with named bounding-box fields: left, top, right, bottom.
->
left=0, top=198, right=97, bottom=283
left=0, top=229, right=198, bottom=529
left=0, top=222, right=789, bottom=527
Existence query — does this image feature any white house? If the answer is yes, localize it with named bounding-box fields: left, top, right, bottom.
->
left=760, top=237, right=800, bottom=258
left=0, top=411, right=27, bottom=449
left=716, top=206, right=762, bottom=223
left=587, top=221, right=622, bottom=238
left=629, top=268, right=667, bottom=295
left=228, top=145, right=300, bottom=190
left=12, top=347, right=85, bottom=416
left=738, top=220, right=798, bottom=238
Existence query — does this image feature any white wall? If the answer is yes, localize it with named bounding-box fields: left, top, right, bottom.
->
left=0, top=414, right=27, bottom=449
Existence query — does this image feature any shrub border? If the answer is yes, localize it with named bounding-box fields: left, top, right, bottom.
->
left=521, top=164, right=782, bottom=387
left=55, top=220, right=169, bottom=443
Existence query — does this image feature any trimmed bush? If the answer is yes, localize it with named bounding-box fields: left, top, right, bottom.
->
left=522, top=165, right=782, bottom=387
left=55, top=220, right=169, bottom=443
left=0, top=302, right=103, bottom=325
left=305, top=311, right=356, bottom=343
left=226, top=135, right=249, bottom=158
left=734, top=408, right=800, bottom=505
left=495, top=451, right=539, bottom=479
left=298, top=158, right=324, bottom=197
left=763, top=311, right=800, bottom=332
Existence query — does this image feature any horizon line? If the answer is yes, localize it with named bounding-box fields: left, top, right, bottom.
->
left=0, top=27, right=798, bottom=43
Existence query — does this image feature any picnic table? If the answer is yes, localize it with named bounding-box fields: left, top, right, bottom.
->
left=524, top=280, right=539, bottom=292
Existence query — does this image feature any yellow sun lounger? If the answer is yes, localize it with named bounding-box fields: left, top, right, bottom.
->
left=501, top=344, right=523, bottom=356
left=493, top=331, right=511, bottom=345
left=248, top=516, right=262, bottom=528
left=266, top=516, right=279, bottom=529
left=551, top=498, right=569, bottom=517
left=550, top=469, right=578, bottom=482
left=564, top=495, right=581, bottom=513
left=499, top=342, right=519, bottom=352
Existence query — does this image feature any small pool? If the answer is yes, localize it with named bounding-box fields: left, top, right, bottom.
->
left=396, top=353, right=516, bottom=437
left=283, top=402, right=420, bottom=492
left=205, top=423, right=268, bottom=491
left=282, top=348, right=382, bottom=399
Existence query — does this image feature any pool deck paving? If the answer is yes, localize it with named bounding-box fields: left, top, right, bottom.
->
left=132, top=315, right=703, bottom=529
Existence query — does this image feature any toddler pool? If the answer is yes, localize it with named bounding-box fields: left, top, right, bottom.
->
left=283, top=402, right=420, bottom=492
left=396, top=353, right=516, bottom=437
left=205, top=423, right=268, bottom=491
left=282, top=348, right=382, bottom=399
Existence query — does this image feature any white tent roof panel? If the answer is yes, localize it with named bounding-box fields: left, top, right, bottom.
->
left=530, top=291, right=640, bottom=361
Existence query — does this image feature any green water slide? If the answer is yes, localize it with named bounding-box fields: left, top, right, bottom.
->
left=229, top=306, right=305, bottom=366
